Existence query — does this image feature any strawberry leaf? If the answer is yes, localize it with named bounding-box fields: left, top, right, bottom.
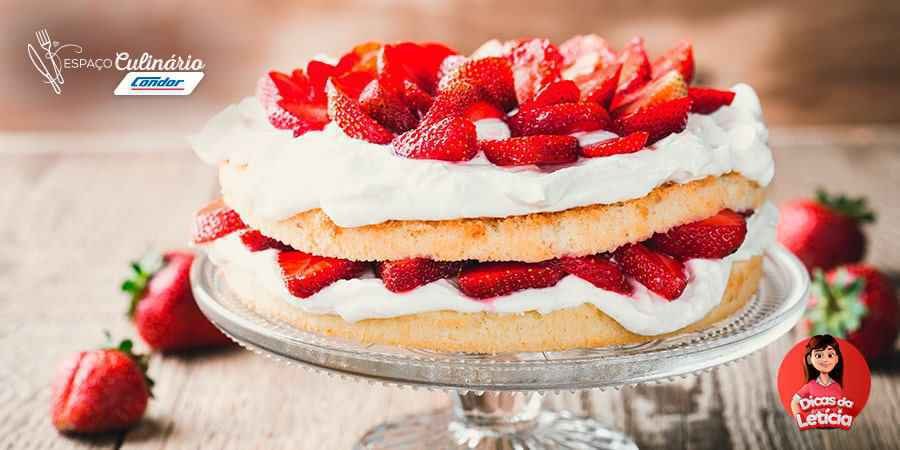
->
left=118, top=339, right=134, bottom=353
left=806, top=269, right=869, bottom=337
left=122, top=253, right=164, bottom=318
left=815, top=189, right=876, bottom=224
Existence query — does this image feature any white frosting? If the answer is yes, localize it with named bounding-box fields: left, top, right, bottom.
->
left=203, top=202, right=778, bottom=336
left=191, top=84, right=773, bottom=228
left=573, top=129, right=620, bottom=147
left=474, top=118, right=511, bottom=141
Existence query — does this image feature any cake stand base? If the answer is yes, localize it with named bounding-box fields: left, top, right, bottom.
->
left=355, top=392, right=638, bottom=450
left=192, top=247, right=809, bottom=450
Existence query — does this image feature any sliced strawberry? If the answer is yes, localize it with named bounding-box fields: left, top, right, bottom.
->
left=464, top=100, right=506, bottom=121
left=326, top=79, right=394, bottom=144
left=277, top=99, right=329, bottom=131
left=192, top=198, right=247, bottom=244
left=613, top=97, right=692, bottom=144
left=688, top=87, right=735, bottom=114
left=508, top=102, right=609, bottom=136
left=573, top=63, right=621, bottom=107
left=614, top=243, right=687, bottom=300
left=480, top=135, right=579, bottom=166
left=392, top=117, right=477, bottom=161
left=258, top=74, right=328, bottom=136
left=438, top=57, right=517, bottom=111
left=403, top=80, right=434, bottom=116
left=611, top=37, right=651, bottom=105
left=521, top=80, right=581, bottom=109
left=240, top=230, right=290, bottom=252
left=580, top=131, right=649, bottom=158
left=376, top=258, right=466, bottom=293
left=471, top=39, right=510, bottom=59
left=330, top=71, right=375, bottom=100
left=269, top=70, right=312, bottom=101
left=507, top=38, right=564, bottom=104
left=652, top=40, right=694, bottom=83
left=561, top=36, right=593, bottom=63
left=612, top=70, right=688, bottom=117
left=457, top=261, right=567, bottom=299
left=277, top=251, right=367, bottom=298
left=421, top=80, right=481, bottom=125
left=379, top=42, right=458, bottom=94
left=557, top=255, right=632, bottom=294
left=336, top=41, right=382, bottom=74
left=359, top=79, right=418, bottom=133
left=650, top=209, right=748, bottom=260
left=264, top=108, right=306, bottom=136
left=305, top=60, right=338, bottom=103
left=560, top=34, right=617, bottom=79
left=257, top=77, right=303, bottom=133
left=416, top=43, right=460, bottom=88
left=376, top=47, right=413, bottom=93
left=437, top=55, right=467, bottom=84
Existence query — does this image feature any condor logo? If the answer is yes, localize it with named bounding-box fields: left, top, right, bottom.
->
left=114, top=71, right=203, bottom=96
left=131, top=76, right=184, bottom=90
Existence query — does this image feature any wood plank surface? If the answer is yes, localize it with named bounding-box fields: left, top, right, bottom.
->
left=1, top=127, right=898, bottom=449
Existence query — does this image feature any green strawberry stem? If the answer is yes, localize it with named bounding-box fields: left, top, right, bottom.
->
left=815, top=189, right=876, bottom=224
left=806, top=269, right=868, bottom=338
left=121, top=253, right=164, bottom=318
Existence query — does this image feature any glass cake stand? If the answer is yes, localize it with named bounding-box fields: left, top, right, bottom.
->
left=191, top=245, right=808, bottom=449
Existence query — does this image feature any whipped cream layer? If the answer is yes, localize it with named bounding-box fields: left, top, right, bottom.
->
left=204, top=202, right=778, bottom=336
left=192, top=84, right=773, bottom=228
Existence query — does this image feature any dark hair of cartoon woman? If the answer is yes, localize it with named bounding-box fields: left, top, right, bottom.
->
left=804, top=334, right=843, bottom=385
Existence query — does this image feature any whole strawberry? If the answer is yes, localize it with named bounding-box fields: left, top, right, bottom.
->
left=122, top=251, right=231, bottom=352
left=804, top=265, right=898, bottom=361
left=777, top=189, right=875, bottom=272
left=51, top=339, right=152, bottom=433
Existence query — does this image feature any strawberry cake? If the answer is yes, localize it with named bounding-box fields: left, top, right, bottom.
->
left=191, top=36, right=777, bottom=353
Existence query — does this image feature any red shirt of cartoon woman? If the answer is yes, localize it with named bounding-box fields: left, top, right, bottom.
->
left=790, top=335, right=854, bottom=430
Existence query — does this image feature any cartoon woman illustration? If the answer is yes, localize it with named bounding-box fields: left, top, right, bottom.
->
left=790, top=334, right=844, bottom=416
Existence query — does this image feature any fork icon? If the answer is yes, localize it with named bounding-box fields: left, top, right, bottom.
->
left=27, top=28, right=83, bottom=94
left=35, top=29, right=51, bottom=50
left=35, top=29, right=64, bottom=84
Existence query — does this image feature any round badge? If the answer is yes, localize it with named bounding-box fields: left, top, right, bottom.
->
left=776, top=335, right=871, bottom=430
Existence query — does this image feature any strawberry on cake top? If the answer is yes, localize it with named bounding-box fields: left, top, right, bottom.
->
left=191, top=36, right=777, bottom=352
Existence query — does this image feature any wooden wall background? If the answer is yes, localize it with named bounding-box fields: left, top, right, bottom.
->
left=3, top=0, right=900, bottom=133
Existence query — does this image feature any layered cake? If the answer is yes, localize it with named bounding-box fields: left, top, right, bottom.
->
left=191, top=36, right=776, bottom=353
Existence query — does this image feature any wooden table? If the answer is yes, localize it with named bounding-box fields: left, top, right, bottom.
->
left=2, top=126, right=899, bottom=449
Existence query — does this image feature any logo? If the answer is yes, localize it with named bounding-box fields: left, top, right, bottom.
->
left=114, top=72, right=204, bottom=96
left=26, top=29, right=83, bottom=95
left=776, top=335, right=871, bottom=431
left=26, top=29, right=205, bottom=96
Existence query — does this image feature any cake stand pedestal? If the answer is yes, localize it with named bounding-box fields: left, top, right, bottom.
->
left=192, top=245, right=808, bottom=450
left=357, top=391, right=636, bottom=449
